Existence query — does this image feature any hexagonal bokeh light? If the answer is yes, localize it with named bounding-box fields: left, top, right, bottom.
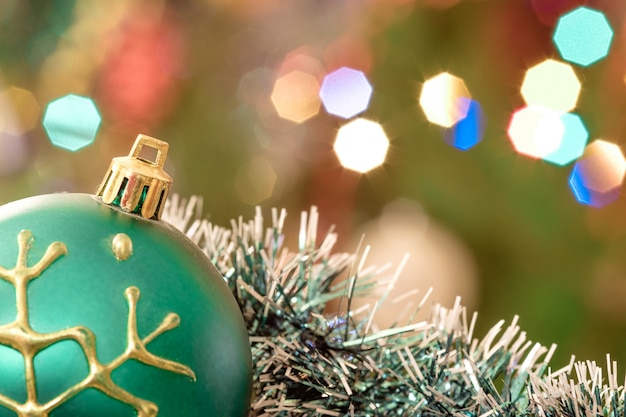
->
left=237, top=67, right=274, bottom=108
left=521, top=59, right=580, bottom=112
left=543, top=113, right=589, bottom=166
left=553, top=6, right=613, bottom=67
left=334, top=118, right=389, bottom=173
left=278, top=47, right=325, bottom=80
left=419, top=72, right=471, bottom=128
left=0, top=87, right=40, bottom=136
left=319, top=67, right=373, bottom=119
left=569, top=140, right=626, bottom=207
left=270, top=70, right=321, bottom=123
left=507, top=106, right=564, bottom=159
left=443, top=98, right=485, bottom=151
left=43, top=94, right=101, bottom=151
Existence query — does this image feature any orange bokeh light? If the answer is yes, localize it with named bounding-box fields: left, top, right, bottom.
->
left=270, top=71, right=321, bottom=123
left=0, top=87, right=41, bottom=136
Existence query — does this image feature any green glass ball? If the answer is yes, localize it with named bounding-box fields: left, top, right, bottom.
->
left=0, top=193, right=252, bottom=417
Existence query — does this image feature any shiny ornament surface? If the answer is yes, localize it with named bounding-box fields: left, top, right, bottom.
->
left=0, top=192, right=252, bottom=417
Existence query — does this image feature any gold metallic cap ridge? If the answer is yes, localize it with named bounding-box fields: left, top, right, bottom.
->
left=96, top=134, right=172, bottom=220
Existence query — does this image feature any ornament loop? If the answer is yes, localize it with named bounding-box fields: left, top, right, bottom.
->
left=129, top=135, right=168, bottom=168
left=96, top=134, right=172, bottom=220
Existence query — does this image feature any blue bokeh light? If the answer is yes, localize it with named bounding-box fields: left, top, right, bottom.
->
left=43, top=94, right=101, bottom=152
left=553, top=6, right=613, bottom=67
left=569, top=163, right=620, bottom=207
left=443, top=98, right=485, bottom=151
left=569, top=163, right=593, bottom=205
left=319, top=67, right=373, bottom=119
left=543, top=113, right=588, bottom=166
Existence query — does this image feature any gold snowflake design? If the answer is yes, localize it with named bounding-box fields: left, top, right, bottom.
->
left=0, top=230, right=196, bottom=417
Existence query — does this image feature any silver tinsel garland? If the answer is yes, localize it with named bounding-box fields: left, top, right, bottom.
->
left=164, top=195, right=626, bottom=417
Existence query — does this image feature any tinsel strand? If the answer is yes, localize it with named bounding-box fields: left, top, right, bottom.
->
left=163, top=195, right=626, bottom=417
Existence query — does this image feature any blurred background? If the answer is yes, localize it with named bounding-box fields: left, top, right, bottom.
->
left=1, top=0, right=626, bottom=370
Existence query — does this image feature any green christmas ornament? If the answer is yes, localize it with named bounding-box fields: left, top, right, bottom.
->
left=0, top=135, right=252, bottom=417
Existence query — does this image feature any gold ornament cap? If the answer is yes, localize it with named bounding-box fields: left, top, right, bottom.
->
left=96, top=134, right=172, bottom=220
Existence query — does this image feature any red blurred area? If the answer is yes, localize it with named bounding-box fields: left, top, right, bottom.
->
left=96, top=9, right=185, bottom=130
left=530, top=0, right=584, bottom=26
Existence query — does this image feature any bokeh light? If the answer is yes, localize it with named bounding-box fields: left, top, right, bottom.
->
left=234, top=156, right=277, bottom=205
left=319, top=67, right=373, bottom=119
left=270, top=70, right=321, bottom=123
left=334, top=118, right=389, bottom=173
left=42, top=94, right=101, bottom=152
left=521, top=59, right=580, bottom=112
left=419, top=72, right=471, bottom=128
left=278, top=46, right=325, bottom=80
left=568, top=140, right=626, bottom=207
left=236, top=67, right=300, bottom=133
left=346, top=198, right=478, bottom=329
left=507, top=106, right=564, bottom=159
left=553, top=6, right=613, bottom=67
left=543, top=113, right=589, bottom=166
left=0, top=87, right=40, bottom=136
left=237, top=67, right=274, bottom=108
left=443, top=98, right=485, bottom=151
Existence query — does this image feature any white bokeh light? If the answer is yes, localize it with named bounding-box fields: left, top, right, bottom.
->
left=521, top=59, right=581, bottom=112
left=419, top=72, right=471, bottom=128
left=319, top=67, right=373, bottom=119
left=334, top=118, right=389, bottom=173
left=507, top=106, right=565, bottom=159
